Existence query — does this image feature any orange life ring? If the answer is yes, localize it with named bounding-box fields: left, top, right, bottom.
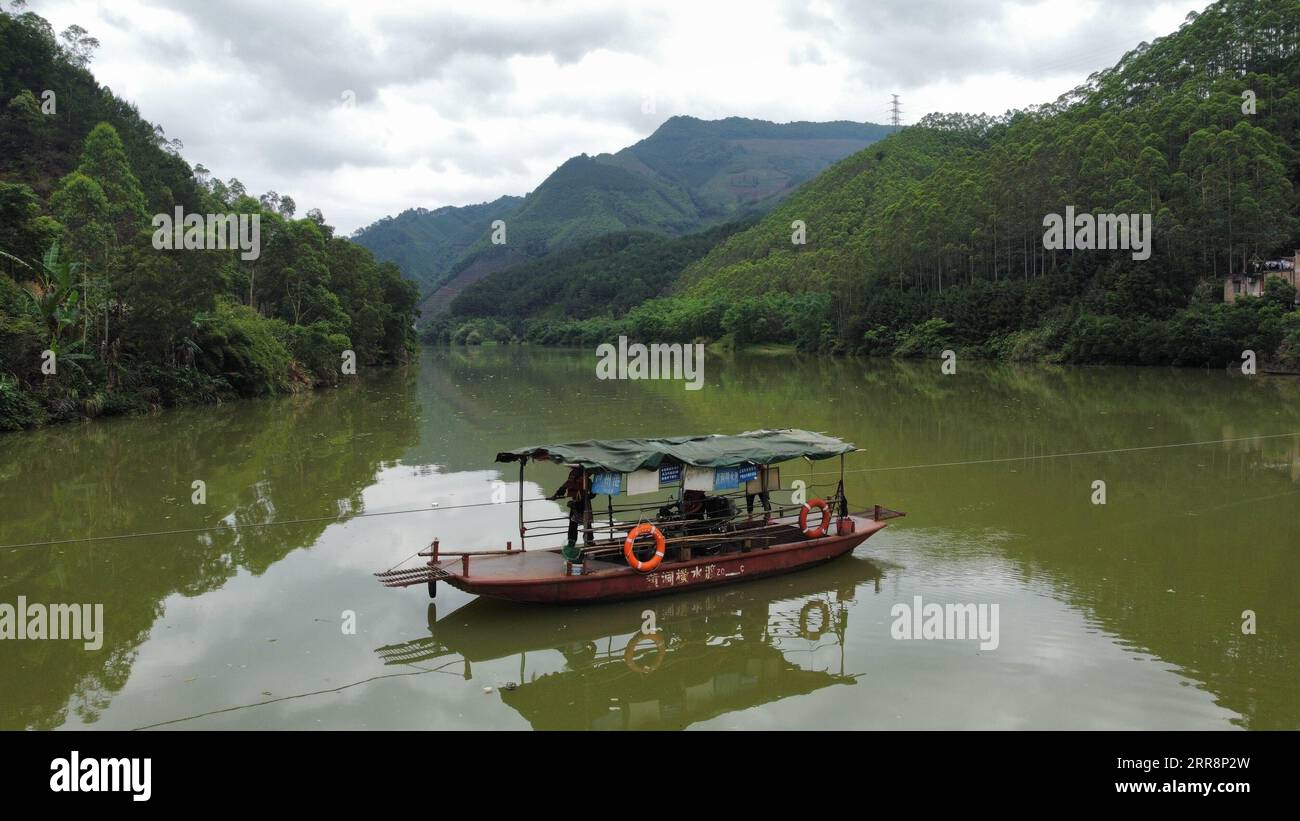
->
left=799, top=498, right=831, bottom=538
left=624, top=631, right=666, bottom=673
left=623, top=523, right=666, bottom=572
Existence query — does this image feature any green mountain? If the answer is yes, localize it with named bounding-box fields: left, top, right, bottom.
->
left=351, top=116, right=896, bottom=315
left=347, top=195, right=520, bottom=295
left=653, top=0, right=1300, bottom=367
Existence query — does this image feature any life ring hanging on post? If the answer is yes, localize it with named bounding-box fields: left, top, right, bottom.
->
left=799, top=498, right=831, bottom=538
left=624, top=523, right=666, bottom=572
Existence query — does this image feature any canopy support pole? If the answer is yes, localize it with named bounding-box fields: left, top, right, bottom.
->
left=518, top=459, right=526, bottom=551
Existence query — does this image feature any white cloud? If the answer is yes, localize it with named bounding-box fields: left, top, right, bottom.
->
left=25, top=0, right=1212, bottom=233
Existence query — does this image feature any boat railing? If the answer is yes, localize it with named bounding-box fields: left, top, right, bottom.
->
left=516, top=490, right=852, bottom=557
left=407, top=492, right=897, bottom=560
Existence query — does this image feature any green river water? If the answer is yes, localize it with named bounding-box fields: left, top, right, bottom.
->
left=1, top=346, right=1296, bottom=730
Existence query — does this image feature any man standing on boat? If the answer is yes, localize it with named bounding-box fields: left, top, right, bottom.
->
left=551, top=466, right=594, bottom=559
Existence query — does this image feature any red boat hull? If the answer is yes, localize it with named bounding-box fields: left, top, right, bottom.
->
left=437, top=516, right=890, bottom=604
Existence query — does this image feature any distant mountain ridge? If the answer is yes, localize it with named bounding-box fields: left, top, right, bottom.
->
left=348, top=195, right=520, bottom=297
left=350, top=115, right=897, bottom=317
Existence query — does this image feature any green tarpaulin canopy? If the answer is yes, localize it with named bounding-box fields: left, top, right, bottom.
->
left=496, top=429, right=857, bottom=473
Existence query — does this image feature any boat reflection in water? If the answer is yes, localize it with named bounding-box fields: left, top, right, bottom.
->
left=376, top=553, right=883, bottom=729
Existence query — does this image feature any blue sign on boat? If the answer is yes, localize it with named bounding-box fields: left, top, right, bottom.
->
left=592, top=472, right=622, bottom=496
left=714, top=467, right=740, bottom=490
left=658, top=464, right=682, bottom=486
left=738, top=464, right=758, bottom=482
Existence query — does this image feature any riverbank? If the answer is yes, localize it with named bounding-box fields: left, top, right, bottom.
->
left=424, top=280, right=1300, bottom=371
left=1, top=364, right=313, bottom=432
left=0, top=360, right=418, bottom=431
left=0, top=296, right=414, bottom=432
left=422, top=324, right=1300, bottom=372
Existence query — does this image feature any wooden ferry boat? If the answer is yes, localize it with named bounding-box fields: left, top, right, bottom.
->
left=375, top=429, right=903, bottom=604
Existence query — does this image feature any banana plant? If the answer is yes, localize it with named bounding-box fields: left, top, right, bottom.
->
left=0, top=243, right=90, bottom=355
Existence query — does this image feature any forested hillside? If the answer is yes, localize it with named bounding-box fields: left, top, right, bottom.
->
left=348, top=195, right=520, bottom=294
left=491, top=0, right=1300, bottom=369
left=0, top=8, right=419, bottom=430
left=429, top=218, right=755, bottom=343
left=668, top=0, right=1300, bottom=366
left=353, top=116, right=895, bottom=314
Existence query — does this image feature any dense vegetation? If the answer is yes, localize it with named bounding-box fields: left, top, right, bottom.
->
left=656, top=0, right=1300, bottom=368
left=428, top=216, right=843, bottom=348
left=444, top=218, right=755, bottom=321
left=0, top=7, right=418, bottom=430
left=353, top=116, right=895, bottom=315
left=438, top=0, right=1300, bottom=371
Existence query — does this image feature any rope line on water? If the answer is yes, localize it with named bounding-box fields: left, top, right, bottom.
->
left=130, top=657, right=467, bottom=731
left=0, top=497, right=549, bottom=551
left=2, top=431, right=1297, bottom=551
left=827, top=431, right=1300, bottom=476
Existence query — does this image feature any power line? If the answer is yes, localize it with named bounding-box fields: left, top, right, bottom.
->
left=3, top=431, right=1297, bottom=552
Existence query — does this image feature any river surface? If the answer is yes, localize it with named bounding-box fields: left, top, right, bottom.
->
left=1, top=346, right=1297, bottom=730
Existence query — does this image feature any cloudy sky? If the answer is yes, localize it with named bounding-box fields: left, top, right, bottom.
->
left=26, top=0, right=1211, bottom=234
